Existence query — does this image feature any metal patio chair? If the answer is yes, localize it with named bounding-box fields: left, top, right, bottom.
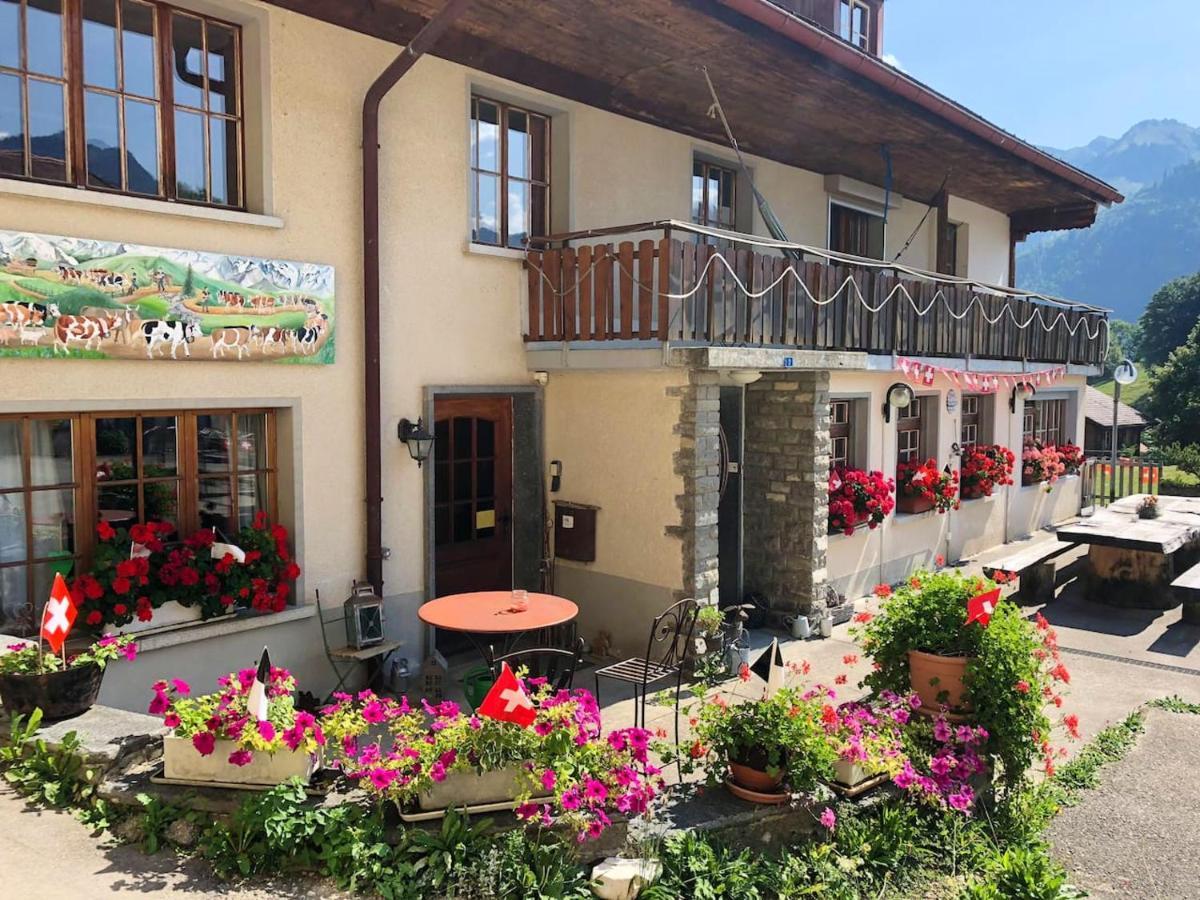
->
left=593, top=598, right=700, bottom=766
left=317, top=601, right=403, bottom=700
left=489, top=636, right=586, bottom=694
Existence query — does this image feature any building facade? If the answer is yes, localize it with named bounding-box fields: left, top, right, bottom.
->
left=0, top=0, right=1119, bottom=708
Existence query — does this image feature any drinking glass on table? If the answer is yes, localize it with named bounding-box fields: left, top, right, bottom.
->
left=510, top=589, right=529, bottom=612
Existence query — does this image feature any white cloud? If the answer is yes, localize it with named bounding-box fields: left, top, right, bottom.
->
left=881, top=53, right=905, bottom=71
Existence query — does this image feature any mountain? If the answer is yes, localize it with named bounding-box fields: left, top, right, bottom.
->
left=1019, top=120, right=1200, bottom=321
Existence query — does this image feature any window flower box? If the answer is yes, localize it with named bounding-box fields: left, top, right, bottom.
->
left=959, top=444, right=1015, bottom=500
left=416, top=764, right=529, bottom=811
left=828, top=467, right=895, bottom=535
left=896, top=459, right=958, bottom=514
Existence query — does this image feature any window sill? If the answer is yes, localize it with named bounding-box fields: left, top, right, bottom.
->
left=828, top=527, right=872, bottom=543
left=465, top=241, right=528, bottom=261
left=893, top=509, right=941, bottom=523
left=0, top=179, right=284, bottom=230
left=134, top=605, right=315, bottom=654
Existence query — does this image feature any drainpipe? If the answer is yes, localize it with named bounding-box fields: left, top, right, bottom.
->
left=363, top=0, right=471, bottom=594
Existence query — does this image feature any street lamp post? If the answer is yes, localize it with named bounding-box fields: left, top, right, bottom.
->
left=1112, top=359, right=1138, bottom=502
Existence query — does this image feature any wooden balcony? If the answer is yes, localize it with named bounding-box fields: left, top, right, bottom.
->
left=523, top=221, right=1108, bottom=366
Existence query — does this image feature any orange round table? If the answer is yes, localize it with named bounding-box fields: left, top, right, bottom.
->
left=419, top=592, right=578, bottom=661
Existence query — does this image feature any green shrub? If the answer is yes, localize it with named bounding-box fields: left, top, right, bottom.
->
left=961, top=845, right=1084, bottom=899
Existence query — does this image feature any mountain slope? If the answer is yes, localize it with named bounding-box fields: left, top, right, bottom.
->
left=1042, top=119, right=1200, bottom=197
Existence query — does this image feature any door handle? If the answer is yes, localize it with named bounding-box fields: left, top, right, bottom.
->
left=498, top=512, right=512, bottom=537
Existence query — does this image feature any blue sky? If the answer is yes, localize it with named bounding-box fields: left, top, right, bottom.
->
left=884, top=1, right=1200, bottom=149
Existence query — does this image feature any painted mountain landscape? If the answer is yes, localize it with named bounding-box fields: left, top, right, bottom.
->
left=0, top=230, right=335, bottom=364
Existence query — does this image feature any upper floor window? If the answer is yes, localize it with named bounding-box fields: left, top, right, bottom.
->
left=470, top=95, right=550, bottom=249
left=838, top=0, right=871, bottom=51
left=692, top=158, right=737, bottom=230
left=0, top=0, right=244, bottom=207
left=830, top=201, right=884, bottom=259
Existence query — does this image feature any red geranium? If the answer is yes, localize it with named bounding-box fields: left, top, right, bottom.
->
left=896, top=458, right=959, bottom=513
left=959, top=444, right=1015, bottom=499
left=828, top=466, right=895, bottom=536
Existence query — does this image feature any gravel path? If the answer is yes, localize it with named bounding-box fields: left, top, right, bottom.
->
left=1048, top=707, right=1200, bottom=899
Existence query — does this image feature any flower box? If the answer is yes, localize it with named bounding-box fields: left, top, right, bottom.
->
left=417, top=764, right=528, bottom=811
left=896, top=494, right=934, bottom=515
left=832, top=758, right=880, bottom=788
left=0, top=663, right=104, bottom=720
left=162, top=735, right=319, bottom=786
left=118, top=600, right=203, bottom=634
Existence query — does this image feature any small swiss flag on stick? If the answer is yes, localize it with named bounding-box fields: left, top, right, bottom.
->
left=965, top=588, right=1001, bottom=628
left=40, top=572, right=77, bottom=655
left=477, top=662, right=537, bottom=727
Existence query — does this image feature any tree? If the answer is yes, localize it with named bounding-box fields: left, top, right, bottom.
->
left=182, top=264, right=196, bottom=299
left=1138, top=272, right=1200, bottom=366
left=1146, top=320, right=1200, bottom=444
left=1092, top=318, right=1142, bottom=383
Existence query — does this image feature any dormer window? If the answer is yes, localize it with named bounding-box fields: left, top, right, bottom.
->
left=838, top=0, right=871, bottom=51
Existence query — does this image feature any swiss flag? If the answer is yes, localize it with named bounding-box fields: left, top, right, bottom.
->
left=965, top=588, right=1001, bottom=629
left=477, top=662, right=537, bottom=727
left=40, top=573, right=77, bottom=654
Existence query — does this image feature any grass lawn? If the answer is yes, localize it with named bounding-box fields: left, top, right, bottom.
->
left=1163, top=465, right=1200, bottom=484
left=1093, top=367, right=1153, bottom=409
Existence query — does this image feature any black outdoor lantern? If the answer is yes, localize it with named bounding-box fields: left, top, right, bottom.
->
left=344, top=581, right=385, bottom=649
left=882, top=382, right=914, bottom=423
left=398, top=417, right=435, bottom=467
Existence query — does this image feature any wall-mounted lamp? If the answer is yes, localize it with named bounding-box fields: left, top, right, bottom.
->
left=882, top=382, right=914, bottom=423
left=1009, top=381, right=1036, bottom=413
left=398, top=417, right=434, bottom=467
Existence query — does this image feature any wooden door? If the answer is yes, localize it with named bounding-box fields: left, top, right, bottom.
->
left=433, top=396, right=513, bottom=598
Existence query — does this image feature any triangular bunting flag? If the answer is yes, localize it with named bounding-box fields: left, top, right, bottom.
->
left=246, top=647, right=271, bottom=721
left=965, top=588, right=1001, bottom=628
left=478, top=662, right=537, bottom=727
left=40, top=573, right=76, bottom=655
left=749, top=638, right=786, bottom=697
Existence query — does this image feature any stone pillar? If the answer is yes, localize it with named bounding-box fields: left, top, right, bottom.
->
left=667, top=370, right=722, bottom=606
left=742, top=371, right=831, bottom=617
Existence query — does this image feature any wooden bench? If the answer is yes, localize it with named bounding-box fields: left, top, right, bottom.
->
left=983, top=540, right=1078, bottom=604
left=1170, top=563, right=1200, bottom=625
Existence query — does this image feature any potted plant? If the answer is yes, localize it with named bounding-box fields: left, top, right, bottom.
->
left=0, top=634, right=137, bottom=720
left=892, top=713, right=992, bottom=814
left=689, top=605, right=728, bottom=683
left=681, top=687, right=836, bottom=804
left=1021, top=441, right=1065, bottom=490
left=959, top=444, right=1015, bottom=500
left=824, top=690, right=916, bottom=790
left=896, top=458, right=959, bottom=514
left=856, top=570, right=1075, bottom=790
left=1137, top=495, right=1159, bottom=519
left=150, top=666, right=324, bottom=786
left=1058, top=442, right=1086, bottom=476
left=828, top=467, right=895, bottom=535
left=321, top=686, right=662, bottom=841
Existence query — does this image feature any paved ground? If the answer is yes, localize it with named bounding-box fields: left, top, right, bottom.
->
left=1048, top=707, right=1200, bottom=899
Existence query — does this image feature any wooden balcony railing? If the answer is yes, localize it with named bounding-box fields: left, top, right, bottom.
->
left=523, top=221, right=1109, bottom=366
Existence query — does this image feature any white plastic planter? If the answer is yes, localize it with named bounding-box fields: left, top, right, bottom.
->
left=832, top=758, right=878, bottom=788
left=162, top=735, right=318, bottom=786
left=417, top=765, right=528, bottom=811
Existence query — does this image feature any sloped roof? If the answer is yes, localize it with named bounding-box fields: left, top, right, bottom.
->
left=1083, top=385, right=1148, bottom=428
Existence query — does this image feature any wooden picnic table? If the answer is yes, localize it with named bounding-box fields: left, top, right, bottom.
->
left=1057, top=495, right=1200, bottom=608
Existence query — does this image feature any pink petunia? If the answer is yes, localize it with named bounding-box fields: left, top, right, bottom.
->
left=819, top=807, right=836, bottom=831
left=163, top=712, right=181, bottom=729
left=257, top=720, right=276, bottom=742
left=192, top=731, right=216, bottom=756
left=171, top=678, right=191, bottom=695
left=541, top=770, right=557, bottom=792
left=228, top=749, right=253, bottom=767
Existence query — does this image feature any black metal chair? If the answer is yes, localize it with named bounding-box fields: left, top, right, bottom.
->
left=593, top=598, right=700, bottom=760
left=489, top=636, right=585, bottom=693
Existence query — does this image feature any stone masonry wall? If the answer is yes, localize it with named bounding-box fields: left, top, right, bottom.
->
left=742, top=371, right=831, bottom=616
left=667, top=370, right=722, bottom=606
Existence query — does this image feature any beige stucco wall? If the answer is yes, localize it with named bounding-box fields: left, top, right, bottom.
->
left=826, top=371, right=1086, bottom=599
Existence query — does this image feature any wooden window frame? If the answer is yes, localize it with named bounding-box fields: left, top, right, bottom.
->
left=829, top=200, right=885, bottom=259
left=1023, top=398, right=1069, bottom=446
left=897, top=396, right=922, bottom=465
left=961, top=393, right=981, bottom=446
left=692, top=157, right=737, bottom=231
left=838, top=0, right=871, bottom=51
left=0, top=408, right=277, bottom=633
left=0, top=0, right=246, bottom=209
left=469, top=94, right=551, bottom=249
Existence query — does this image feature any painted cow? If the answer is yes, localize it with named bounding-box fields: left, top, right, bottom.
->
left=81, top=306, right=136, bottom=344
left=257, top=326, right=291, bottom=354
left=142, top=319, right=201, bottom=359
left=54, top=315, right=112, bottom=354
left=292, top=313, right=329, bottom=355
left=0, top=301, right=59, bottom=327
left=210, top=325, right=261, bottom=360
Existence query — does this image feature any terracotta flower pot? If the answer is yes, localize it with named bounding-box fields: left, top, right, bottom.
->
left=728, top=760, right=784, bottom=794
left=897, top=493, right=934, bottom=514
left=0, top=663, right=104, bottom=720
left=907, top=649, right=973, bottom=712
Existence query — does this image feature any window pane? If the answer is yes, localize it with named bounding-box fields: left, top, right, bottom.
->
left=473, top=173, right=499, bottom=245
left=507, top=179, right=529, bottom=249
left=29, top=418, right=71, bottom=485
left=97, top=485, right=136, bottom=526
left=691, top=172, right=704, bottom=221
left=197, top=413, right=231, bottom=472
left=452, top=418, right=471, bottom=459
left=0, top=420, right=22, bottom=489
left=142, top=480, right=177, bottom=527
left=0, top=494, right=26, bottom=563
left=174, top=108, right=206, bottom=200
left=95, top=417, right=136, bottom=480
left=236, top=473, right=266, bottom=529
left=529, top=115, right=547, bottom=183
left=206, top=22, right=237, bottom=115
left=209, top=116, right=238, bottom=206
left=31, top=488, right=72, bottom=558
left=121, top=0, right=156, bottom=97
left=124, top=98, right=158, bottom=194
left=198, top=476, right=231, bottom=534
left=453, top=461, right=471, bottom=501
left=28, top=78, right=66, bottom=181
left=477, top=418, right=494, bottom=456
left=141, top=416, right=176, bottom=476
left=0, top=1, right=20, bottom=69
left=82, top=0, right=118, bottom=90
left=85, top=89, right=122, bottom=188
left=475, top=99, right=498, bottom=173
left=452, top=502, right=471, bottom=542
left=171, top=13, right=204, bottom=109
left=0, top=565, right=31, bottom=636
left=0, top=73, right=25, bottom=177
left=26, top=0, right=63, bottom=78
left=237, top=412, right=267, bottom=470
left=531, top=184, right=547, bottom=240
left=507, top=108, right=528, bottom=179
